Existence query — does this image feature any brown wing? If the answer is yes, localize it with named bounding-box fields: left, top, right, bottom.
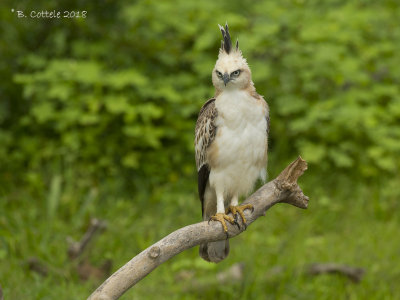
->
left=264, top=99, right=270, bottom=170
left=250, top=90, right=270, bottom=172
left=194, top=98, right=217, bottom=216
left=265, top=101, right=270, bottom=135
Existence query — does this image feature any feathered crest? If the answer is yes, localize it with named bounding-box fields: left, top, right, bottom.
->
left=218, top=23, right=239, bottom=54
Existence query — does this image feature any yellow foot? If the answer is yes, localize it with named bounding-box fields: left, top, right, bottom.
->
left=208, top=213, right=236, bottom=234
left=228, top=204, right=254, bottom=229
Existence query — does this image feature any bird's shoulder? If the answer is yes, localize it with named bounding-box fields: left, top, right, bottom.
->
left=249, top=89, right=267, bottom=106
left=195, top=98, right=217, bottom=132
left=247, top=89, right=270, bottom=134
left=197, top=98, right=216, bottom=118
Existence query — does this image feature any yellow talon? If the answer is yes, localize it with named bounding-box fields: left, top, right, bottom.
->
left=228, top=204, right=254, bottom=226
left=209, top=213, right=236, bottom=232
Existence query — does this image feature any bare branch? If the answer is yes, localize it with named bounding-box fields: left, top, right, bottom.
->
left=308, top=263, right=365, bottom=283
left=68, top=218, right=107, bottom=260
left=88, top=156, right=309, bottom=300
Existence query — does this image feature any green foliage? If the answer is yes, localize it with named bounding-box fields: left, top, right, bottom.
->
left=260, top=2, right=400, bottom=177
left=1, top=0, right=400, bottom=299
left=12, top=58, right=194, bottom=186
left=1, top=0, right=400, bottom=192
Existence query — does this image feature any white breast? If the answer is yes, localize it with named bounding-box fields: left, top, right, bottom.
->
left=209, top=90, right=267, bottom=198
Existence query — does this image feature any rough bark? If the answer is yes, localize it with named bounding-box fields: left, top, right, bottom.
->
left=88, top=156, right=309, bottom=300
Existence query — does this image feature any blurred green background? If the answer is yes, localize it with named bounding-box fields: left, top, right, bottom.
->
left=1, top=0, right=400, bottom=299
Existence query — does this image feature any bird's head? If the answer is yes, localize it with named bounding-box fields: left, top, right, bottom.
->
left=212, top=23, right=252, bottom=91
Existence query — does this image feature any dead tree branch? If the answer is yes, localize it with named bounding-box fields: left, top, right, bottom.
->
left=308, top=263, right=365, bottom=283
left=68, top=218, right=108, bottom=260
left=88, top=156, right=309, bottom=300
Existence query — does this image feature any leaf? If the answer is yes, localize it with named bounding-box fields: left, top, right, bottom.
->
left=104, top=96, right=130, bottom=114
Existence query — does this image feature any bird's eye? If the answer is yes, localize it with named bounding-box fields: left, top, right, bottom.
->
left=216, top=71, right=223, bottom=78
left=231, top=70, right=241, bottom=77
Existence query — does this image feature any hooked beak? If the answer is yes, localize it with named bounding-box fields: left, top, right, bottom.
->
left=223, top=73, right=230, bottom=86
